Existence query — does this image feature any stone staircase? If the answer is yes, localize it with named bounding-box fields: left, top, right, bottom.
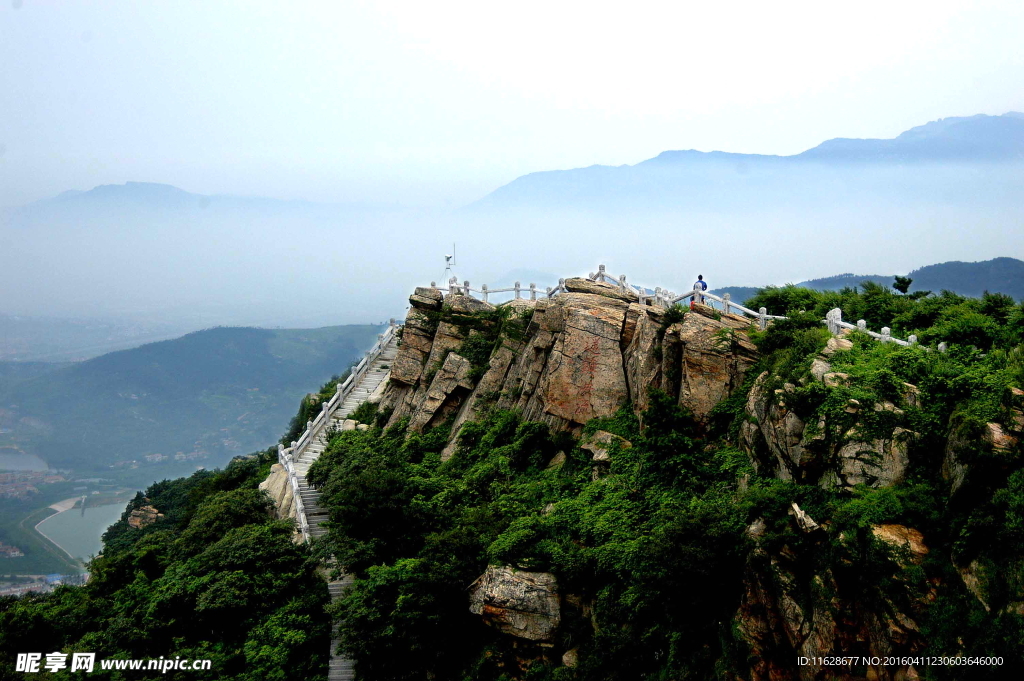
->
left=288, top=333, right=398, bottom=681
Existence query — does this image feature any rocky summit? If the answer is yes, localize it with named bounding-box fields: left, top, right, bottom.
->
left=379, top=278, right=758, bottom=452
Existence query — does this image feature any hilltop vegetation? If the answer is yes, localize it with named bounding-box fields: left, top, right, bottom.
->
left=0, top=324, right=383, bottom=480
left=0, top=451, right=331, bottom=680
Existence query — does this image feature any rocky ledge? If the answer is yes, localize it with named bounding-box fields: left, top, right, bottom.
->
left=378, top=278, right=759, bottom=458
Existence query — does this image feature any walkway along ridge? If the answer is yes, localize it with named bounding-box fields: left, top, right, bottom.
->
left=276, top=321, right=400, bottom=681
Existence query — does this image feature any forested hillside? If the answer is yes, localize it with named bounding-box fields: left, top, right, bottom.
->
left=0, top=451, right=331, bottom=680
left=0, top=325, right=383, bottom=479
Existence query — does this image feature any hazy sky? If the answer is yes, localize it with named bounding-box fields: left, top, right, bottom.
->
left=2, top=1, right=1023, bottom=209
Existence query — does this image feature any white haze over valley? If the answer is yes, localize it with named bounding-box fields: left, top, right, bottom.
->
left=1, top=1, right=1023, bottom=343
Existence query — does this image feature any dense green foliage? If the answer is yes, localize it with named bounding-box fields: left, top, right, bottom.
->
left=0, top=324, right=383, bottom=480
left=0, top=452, right=331, bottom=680
left=307, top=401, right=752, bottom=680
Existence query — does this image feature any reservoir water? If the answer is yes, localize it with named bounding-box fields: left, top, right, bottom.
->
left=35, top=503, right=129, bottom=562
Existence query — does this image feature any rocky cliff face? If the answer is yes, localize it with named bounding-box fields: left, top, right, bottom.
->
left=259, top=463, right=296, bottom=522
left=740, top=335, right=919, bottom=489
left=378, top=278, right=758, bottom=456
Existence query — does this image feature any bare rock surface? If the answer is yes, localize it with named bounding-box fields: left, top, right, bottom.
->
left=409, top=286, right=443, bottom=310
left=871, top=524, right=929, bottom=564
left=391, top=307, right=436, bottom=385
left=381, top=286, right=759, bottom=455
left=469, top=566, right=560, bottom=642
left=127, top=503, right=164, bottom=529
left=540, top=293, right=629, bottom=424
left=259, top=464, right=295, bottom=520
left=563, top=277, right=638, bottom=303
left=581, top=430, right=632, bottom=462
left=408, top=352, right=474, bottom=433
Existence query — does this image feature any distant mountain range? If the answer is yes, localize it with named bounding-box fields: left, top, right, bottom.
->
left=469, top=112, right=1024, bottom=210
left=712, top=256, right=1024, bottom=304
left=0, top=325, right=383, bottom=482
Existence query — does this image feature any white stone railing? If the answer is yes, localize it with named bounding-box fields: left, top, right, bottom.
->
left=428, top=263, right=946, bottom=351
left=430, top=276, right=566, bottom=302
left=276, top=319, right=399, bottom=542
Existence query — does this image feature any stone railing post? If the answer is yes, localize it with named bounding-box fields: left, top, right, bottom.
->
left=938, top=342, right=948, bottom=353
left=857, top=319, right=867, bottom=332
left=723, top=293, right=731, bottom=315
left=597, top=264, right=607, bottom=282
left=464, top=281, right=471, bottom=298
left=833, top=308, right=842, bottom=334
left=481, top=284, right=488, bottom=303
left=514, top=281, right=521, bottom=299
left=546, top=286, right=553, bottom=298
left=618, top=274, right=627, bottom=290
left=529, top=283, right=537, bottom=300
left=881, top=327, right=891, bottom=343
left=759, top=307, right=767, bottom=330
left=908, top=334, right=917, bottom=346
left=277, top=443, right=285, bottom=464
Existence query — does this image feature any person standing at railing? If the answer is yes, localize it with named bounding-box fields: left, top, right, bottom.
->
left=691, top=275, right=707, bottom=306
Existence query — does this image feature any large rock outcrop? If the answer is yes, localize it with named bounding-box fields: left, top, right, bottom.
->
left=379, top=282, right=759, bottom=457
left=740, top=340, right=920, bottom=490
left=468, top=566, right=561, bottom=642
left=259, top=463, right=296, bottom=521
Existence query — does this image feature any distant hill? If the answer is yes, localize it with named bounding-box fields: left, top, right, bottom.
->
left=469, top=112, right=1024, bottom=211
left=715, top=257, right=1024, bottom=304
left=0, top=325, right=384, bottom=481
left=797, top=257, right=1024, bottom=299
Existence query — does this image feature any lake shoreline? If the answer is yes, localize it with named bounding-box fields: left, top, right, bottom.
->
left=33, top=500, right=133, bottom=565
